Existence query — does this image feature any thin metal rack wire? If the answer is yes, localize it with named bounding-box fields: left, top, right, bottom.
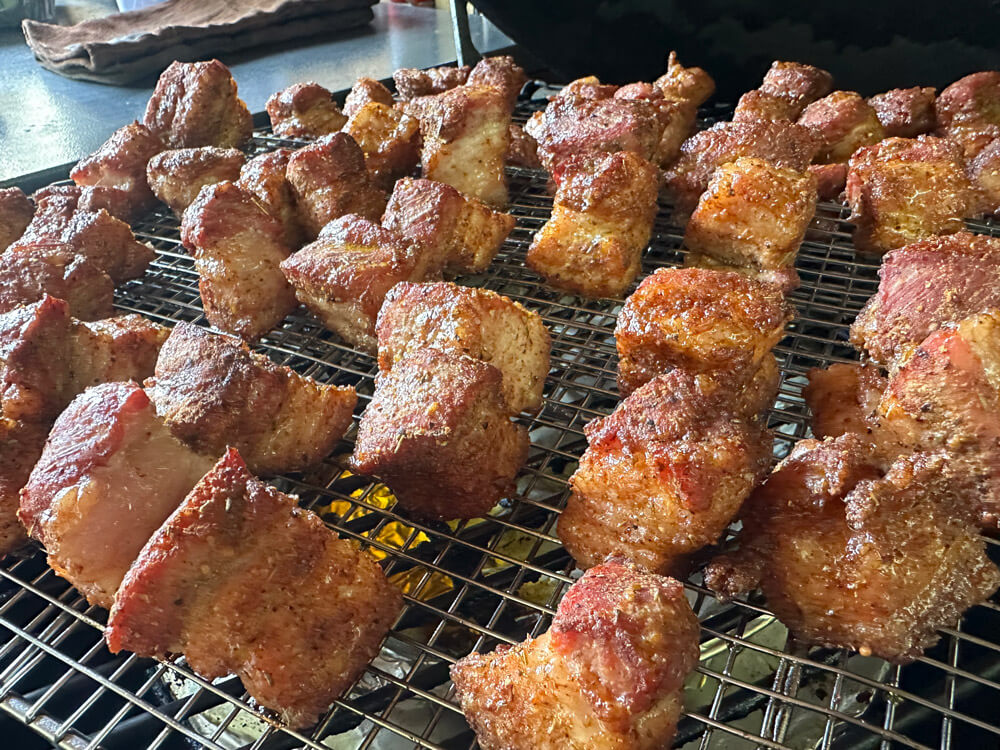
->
left=2, top=93, right=1000, bottom=750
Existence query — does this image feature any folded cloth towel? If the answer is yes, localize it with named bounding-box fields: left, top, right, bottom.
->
left=23, top=0, right=377, bottom=84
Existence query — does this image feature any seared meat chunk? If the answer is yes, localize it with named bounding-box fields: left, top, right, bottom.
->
left=146, top=147, right=245, bottom=216
left=286, top=132, right=388, bottom=238
left=506, top=123, right=542, bottom=168
left=236, top=148, right=302, bottom=248
left=393, top=64, right=470, bottom=99
left=19, top=382, right=215, bottom=608
left=654, top=50, right=716, bottom=107
left=804, top=363, right=887, bottom=439
left=381, top=176, right=515, bottom=275
left=935, top=71, right=1000, bottom=158
left=0, top=418, right=48, bottom=556
left=342, top=102, right=420, bottom=189
left=0, top=187, right=34, bottom=251
left=704, top=435, right=1000, bottom=663
left=376, top=282, right=550, bottom=413
left=868, top=87, right=936, bottom=138
left=280, top=214, right=431, bottom=352
left=147, top=323, right=356, bottom=475
left=845, top=136, right=975, bottom=254
left=69, top=314, right=169, bottom=393
left=614, top=83, right=697, bottom=167
left=467, top=55, right=527, bottom=112
left=32, top=184, right=136, bottom=225
left=683, top=251, right=802, bottom=295
left=759, top=60, right=833, bottom=108
left=143, top=60, right=253, bottom=149
left=561, top=368, right=772, bottom=574
left=452, top=558, right=699, bottom=750
left=798, top=91, right=885, bottom=163
left=559, top=75, right=619, bottom=101
left=70, top=121, right=164, bottom=218
left=809, top=162, right=849, bottom=200
left=733, top=89, right=803, bottom=123
left=968, top=137, right=1000, bottom=215
left=351, top=349, right=529, bottom=520
left=0, top=250, right=113, bottom=320
left=850, top=232, right=1000, bottom=367
left=527, top=151, right=659, bottom=298
left=266, top=82, right=347, bottom=138
left=343, top=76, right=394, bottom=118
left=181, top=182, right=296, bottom=341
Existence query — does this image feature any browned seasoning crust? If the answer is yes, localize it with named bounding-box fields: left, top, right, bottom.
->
left=342, top=102, right=420, bottom=189
left=968, top=137, right=1000, bottom=215
left=343, top=76, right=394, bottom=118
left=759, top=60, right=834, bottom=108
left=868, top=86, right=936, bottom=138
left=654, top=50, right=716, bottom=107
left=804, top=363, right=887, bottom=440
left=146, top=147, right=245, bottom=216
left=32, top=183, right=137, bottom=225
left=935, top=71, right=1000, bottom=159
left=266, top=81, right=347, bottom=138
left=0, top=250, right=113, bottom=321
left=506, top=123, right=542, bottom=168
left=236, top=148, right=303, bottom=248
left=798, top=91, right=885, bottom=164
left=0, top=418, right=48, bottom=556
left=467, top=55, right=528, bottom=113
left=0, top=187, right=35, bottom=251
left=70, top=121, right=165, bottom=218
left=393, top=64, right=470, bottom=99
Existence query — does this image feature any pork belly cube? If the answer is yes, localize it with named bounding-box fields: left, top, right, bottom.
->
left=68, top=314, right=168, bottom=393
left=732, top=89, right=803, bottom=123
left=376, top=282, right=550, bottom=413
left=506, top=123, right=541, bottom=168
left=683, top=250, right=802, bottom=295
left=615, top=267, right=792, bottom=395
left=342, top=102, right=420, bottom=189
left=392, top=64, right=470, bottom=99
left=146, top=147, right=245, bottom=216
left=181, top=182, right=296, bottom=341
left=382, top=176, right=515, bottom=275
left=343, top=76, right=394, bottom=118
left=19, top=382, right=215, bottom=608
left=561, top=369, right=772, bottom=574
left=804, top=363, right=887, bottom=440
left=70, top=121, right=164, bottom=218
left=759, top=60, right=833, bottom=108
left=237, top=148, right=303, bottom=248
left=143, top=60, right=253, bottom=149
left=809, top=162, right=848, bottom=200
left=869, top=87, right=936, bottom=138
left=845, top=136, right=976, bottom=254
left=467, top=55, right=527, bottom=112
left=280, top=214, right=429, bottom=352
left=524, top=95, right=662, bottom=174
left=850, top=232, right=1000, bottom=367
left=147, top=323, right=357, bottom=475
left=798, top=91, right=885, bottom=164
left=452, top=558, right=699, bottom=750
left=559, top=75, right=619, bottom=101
left=266, top=82, right=347, bottom=139
left=527, top=151, right=659, bottom=298
left=286, top=132, right=388, bottom=238
left=665, top=120, right=820, bottom=215
left=0, top=418, right=48, bottom=556
left=614, top=83, right=697, bottom=167
left=417, top=84, right=511, bottom=207
left=704, top=435, right=1000, bottom=662
left=0, top=250, right=114, bottom=320
left=351, top=349, right=528, bottom=520
left=106, top=447, right=401, bottom=729
left=968, top=138, right=1000, bottom=215
left=0, top=187, right=34, bottom=251
left=32, top=184, right=136, bottom=225
left=654, top=50, right=716, bottom=107
left=0, top=296, right=71, bottom=422
left=684, top=157, right=818, bottom=273
left=935, top=71, right=1000, bottom=158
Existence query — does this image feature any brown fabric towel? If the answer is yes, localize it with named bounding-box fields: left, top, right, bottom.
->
left=23, top=0, right=377, bottom=85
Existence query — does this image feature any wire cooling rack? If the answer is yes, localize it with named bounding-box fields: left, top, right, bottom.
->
left=1, top=89, right=999, bottom=750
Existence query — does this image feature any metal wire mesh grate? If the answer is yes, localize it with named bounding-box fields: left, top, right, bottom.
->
left=2, top=91, right=1000, bottom=750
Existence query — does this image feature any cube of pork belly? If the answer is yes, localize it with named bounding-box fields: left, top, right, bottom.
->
left=266, top=82, right=347, bottom=139
left=684, top=156, right=818, bottom=272
left=467, top=55, right=528, bottom=113
left=392, top=64, right=470, bottom=99
left=146, top=323, right=356, bottom=476
left=654, top=50, right=716, bottom=107
left=279, top=214, right=430, bottom=352
left=106, top=447, right=401, bottom=729
left=32, top=184, right=136, bottom=225
left=146, top=147, right=245, bottom=216
left=615, top=267, right=792, bottom=396
left=558, top=75, right=619, bottom=101
left=343, top=76, right=394, bottom=118
left=845, top=136, right=976, bottom=254
left=868, top=87, right=936, bottom=138
left=0, top=187, right=34, bottom=250
left=850, top=232, right=1000, bottom=367
left=935, top=71, right=1000, bottom=158
left=382, top=176, right=515, bottom=275
left=524, top=95, right=662, bottom=174
left=809, top=162, right=849, bottom=200
left=969, top=138, right=1000, bottom=215
left=342, top=102, right=420, bottom=189
left=350, top=349, right=529, bottom=520
left=286, top=132, right=388, bottom=238
left=804, top=363, right=887, bottom=440
left=417, top=84, right=511, bottom=207
left=526, top=151, right=659, bottom=299
left=506, top=123, right=542, bottom=168
left=70, top=121, right=164, bottom=218
left=665, top=120, right=820, bottom=215
left=143, top=60, right=253, bottom=149
left=798, top=91, right=885, bottom=163
left=181, top=181, right=296, bottom=341
left=0, top=250, right=113, bottom=320
left=68, top=314, right=168, bottom=393
left=560, top=368, right=772, bottom=573
left=683, top=250, right=802, bottom=295
left=0, top=418, right=48, bottom=556
left=759, top=60, right=833, bottom=108
left=614, top=83, right=697, bottom=167
left=732, top=89, right=804, bottom=123
left=451, top=558, right=700, bottom=750
left=236, top=148, right=303, bottom=248
left=376, top=281, right=551, bottom=413
left=19, top=382, right=216, bottom=608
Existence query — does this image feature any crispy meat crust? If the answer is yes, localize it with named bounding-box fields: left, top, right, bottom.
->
left=704, top=435, right=1000, bottom=662
left=451, top=558, right=699, bottom=750
left=0, top=187, right=35, bottom=250
left=33, top=184, right=137, bottom=225
left=0, top=418, right=48, bottom=556
left=759, top=61, right=833, bottom=106
left=143, top=60, right=253, bottom=149
left=147, top=323, right=356, bottom=476
left=654, top=50, right=716, bottom=107
left=935, top=71, right=1000, bottom=158
left=0, top=296, right=73, bottom=422
left=527, top=151, right=659, bottom=299
left=236, top=148, right=303, bottom=248
left=0, top=250, right=113, bottom=320
left=467, top=55, right=527, bottom=113
left=343, top=76, right=394, bottom=118
left=266, top=82, right=347, bottom=138
left=614, top=83, right=698, bottom=167
left=798, top=91, right=885, bottom=164
left=683, top=250, right=802, bottom=295
left=106, top=448, right=401, bottom=728
left=70, top=121, right=164, bottom=218
left=146, top=147, right=245, bottom=215
left=393, top=65, right=470, bottom=99
left=561, top=369, right=772, bottom=574
left=804, top=363, right=887, bottom=439
left=868, top=87, right=936, bottom=138
left=376, top=281, right=551, bottom=414
left=350, top=349, right=529, bottom=520
left=506, top=123, right=542, bottom=168
left=809, top=162, right=848, bottom=200
left=181, top=181, right=296, bottom=341
left=342, top=102, right=420, bottom=189
left=968, top=137, right=1000, bottom=215
left=732, top=89, right=804, bottom=123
